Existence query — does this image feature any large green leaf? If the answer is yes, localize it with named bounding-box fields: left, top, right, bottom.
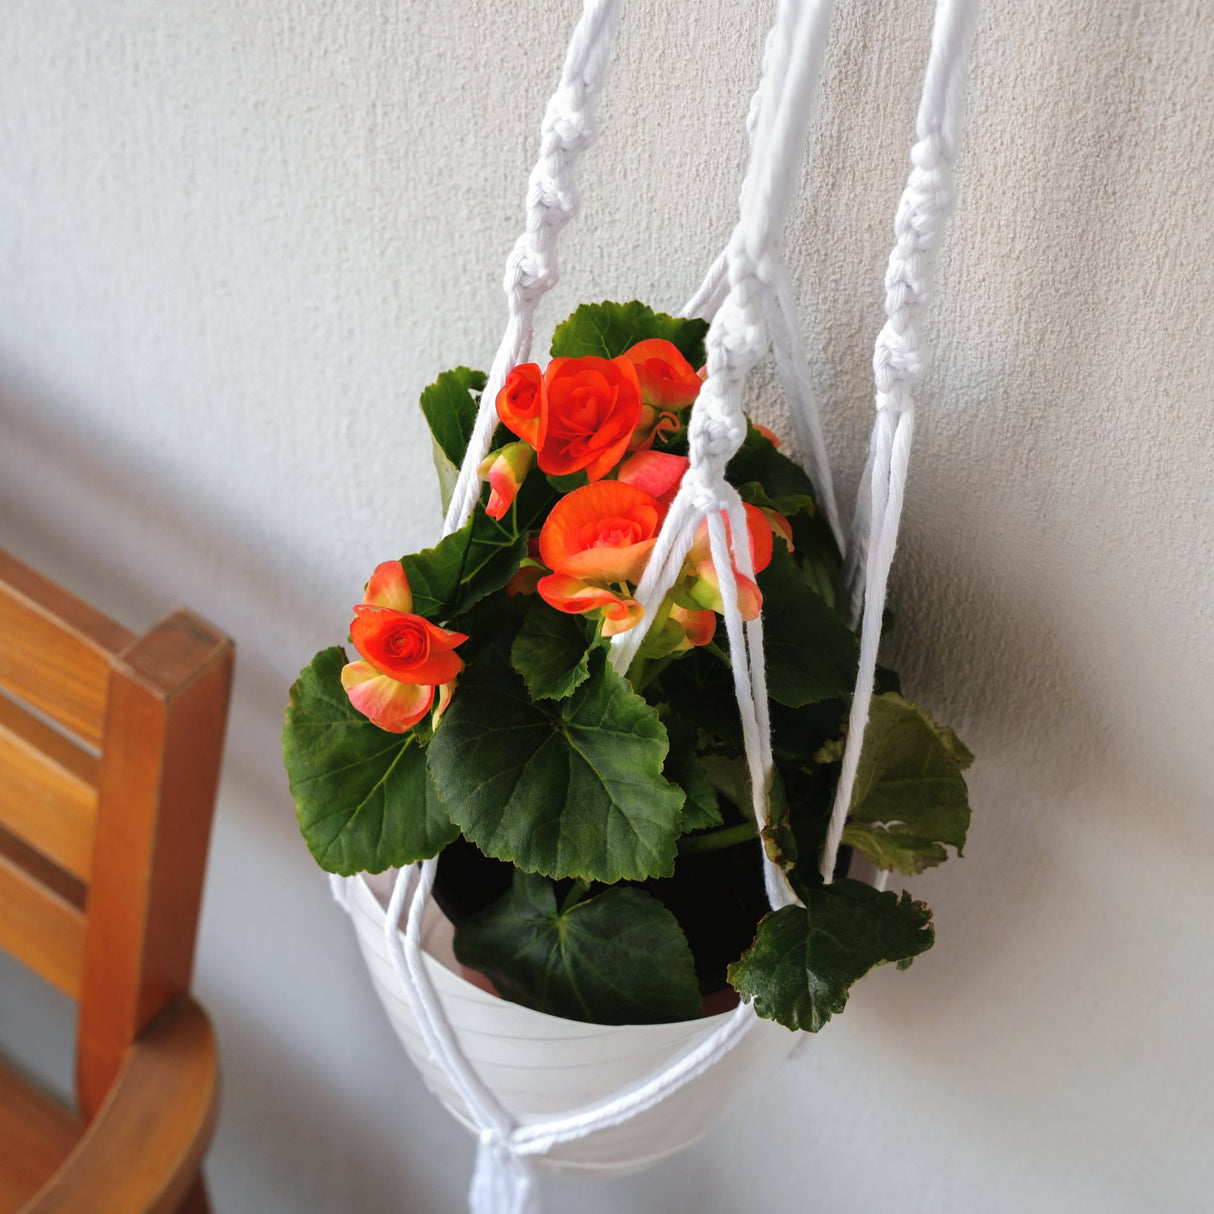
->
left=419, top=367, right=485, bottom=468
left=663, top=713, right=722, bottom=832
left=727, top=878, right=934, bottom=1031
left=283, top=648, right=458, bottom=874
left=428, top=644, right=685, bottom=883
left=842, top=693, right=972, bottom=875
left=402, top=509, right=528, bottom=622
left=551, top=300, right=708, bottom=367
left=510, top=601, right=594, bottom=701
left=758, top=545, right=859, bottom=708
left=419, top=367, right=486, bottom=514
left=454, top=871, right=703, bottom=1024
left=656, top=646, right=743, bottom=752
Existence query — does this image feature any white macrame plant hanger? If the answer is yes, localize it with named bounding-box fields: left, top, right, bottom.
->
left=330, top=1, right=978, bottom=1210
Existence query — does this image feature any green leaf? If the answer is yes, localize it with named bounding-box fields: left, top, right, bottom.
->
left=551, top=300, right=708, bottom=367
left=726, top=424, right=818, bottom=517
left=428, top=644, right=685, bottom=883
left=842, top=693, right=972, bottom=875
left=402, top=508, right=528, bottom=622
left=510, top=601, right=594, bottom=700
left=283, top=648, right=458, bottom=875
left=663, top=713, right=722, bottom=831
left=419, top=368, right=487, bottom=515
left=727, top=879, right=934, bottom=1031
left=758, top=545, right=859, bottom=707
left=454, top=871, right=703, bottom=1025
left=419, top=367, right=486, bottom=469
left=658, top=646, right=743, bottom=752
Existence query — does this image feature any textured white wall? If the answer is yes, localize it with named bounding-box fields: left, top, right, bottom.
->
left=2, top=2, right=1212, bottom=1211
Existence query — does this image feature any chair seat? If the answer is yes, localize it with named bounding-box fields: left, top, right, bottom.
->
left=0, top=1059, right=81, bottom=1213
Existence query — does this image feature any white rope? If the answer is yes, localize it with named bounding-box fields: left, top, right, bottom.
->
left=821, top=0, right=977, bottom=882
left=762, top=262, right=845, bottom=550
left=327, top=872, right=353, bottom=913
left=443, top=0, right=625, bottom=537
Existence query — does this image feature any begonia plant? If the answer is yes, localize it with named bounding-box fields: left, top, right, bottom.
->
left=283, top=301, right=972, bottom=1032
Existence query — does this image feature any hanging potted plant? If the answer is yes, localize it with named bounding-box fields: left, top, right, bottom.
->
left=281, top=0, right=977, bottom=1199
left=281, top=299, right=973, bottom=1169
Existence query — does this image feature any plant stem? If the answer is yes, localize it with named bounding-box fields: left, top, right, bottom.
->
left=559, top=878, right=591, bottom=914
left=626, top=655, right=648, bottom=693
left=677, top=820, right=759, bottom=856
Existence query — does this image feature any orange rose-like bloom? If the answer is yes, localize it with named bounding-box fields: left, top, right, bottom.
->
left=622, top=339, right=702, bottom=411
left=496, top=363, right=545, bottom=448
left=351, top=608, right=467, bottom=686
left=538, top=480, right=663, bottom=584
left=537, top=356, right=642, bottom=480
left=340, top=561, right=467, bottom=733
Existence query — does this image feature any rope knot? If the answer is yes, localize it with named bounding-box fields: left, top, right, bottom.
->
left=873, top=318, right=924, bottom=395
left=545, top=84, right=594, bottom=152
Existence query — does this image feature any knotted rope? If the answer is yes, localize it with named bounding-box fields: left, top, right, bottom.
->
left=821, top=0, right=977, bottom=882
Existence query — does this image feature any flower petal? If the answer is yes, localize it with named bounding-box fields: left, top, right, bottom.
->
left=599, top=598, right=645, bottom=636
left=496, top=363, right=545, bottom=448
left=687, top=562, right=763, bottom=621
left=559, top=537, right=656, bottom=584
left=617, top=450, right=689, bottom=504
left=362, top=561, right=412, bottom=612
left=341, top=661, right=434, bottom=732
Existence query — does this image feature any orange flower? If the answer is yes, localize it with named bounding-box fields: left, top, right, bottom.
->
left=341, top=561, right=467, bottom=733
left=538, top=481, right=663, bottom=584
left=505, top=537, right=545, bottom=597
left=622, top=339, right=701, bottom=451
left=477, top=441, right=533, bottom=520
left=669, top=603, right=716, bottom=650
left=683, top=504, right=778, bottom=622
left=622, top=339, right=702, bottom=410
left=536, top=481, right=663, bottom=634
left=496, top=363, right=545, bottom=449
left=537, top=356, right=642, bottom=480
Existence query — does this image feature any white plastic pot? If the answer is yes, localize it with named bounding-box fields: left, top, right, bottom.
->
left=350, top=871, right=802, bottom=1177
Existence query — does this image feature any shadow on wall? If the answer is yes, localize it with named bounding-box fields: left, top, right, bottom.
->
left=0, top=374, right=468, bottom=1210
left=0, top=372, right=358, bottom=828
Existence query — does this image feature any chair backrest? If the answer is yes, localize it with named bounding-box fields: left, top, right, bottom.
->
left=0, top=548, right=233, bottom=1119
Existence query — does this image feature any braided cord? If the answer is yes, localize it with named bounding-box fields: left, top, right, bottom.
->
left=822, top=0, right=978, bottom=881
left=443, top=0, right=625, bottom=537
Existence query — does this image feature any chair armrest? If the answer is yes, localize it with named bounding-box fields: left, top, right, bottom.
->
left=23, top=997, right=219, bottom=1214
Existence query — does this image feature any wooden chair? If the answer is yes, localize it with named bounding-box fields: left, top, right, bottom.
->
left=0, top=547, right=233, bottom=1213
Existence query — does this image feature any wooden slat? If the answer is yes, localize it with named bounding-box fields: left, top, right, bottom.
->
left=25, top=998, right=217, bottom=1214
left=0, top=1060, right=81, bottom=1213
left=0, top=551, right=133, bottom=749
left=0, top=695, right=98, bottom=882
left=0, top=827, right=87, bottom=1000
left=77, top=610, right=233, bottom=1117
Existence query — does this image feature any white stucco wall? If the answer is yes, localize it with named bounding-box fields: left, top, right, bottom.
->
left=2, top=2, right=1211, bottom=1211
